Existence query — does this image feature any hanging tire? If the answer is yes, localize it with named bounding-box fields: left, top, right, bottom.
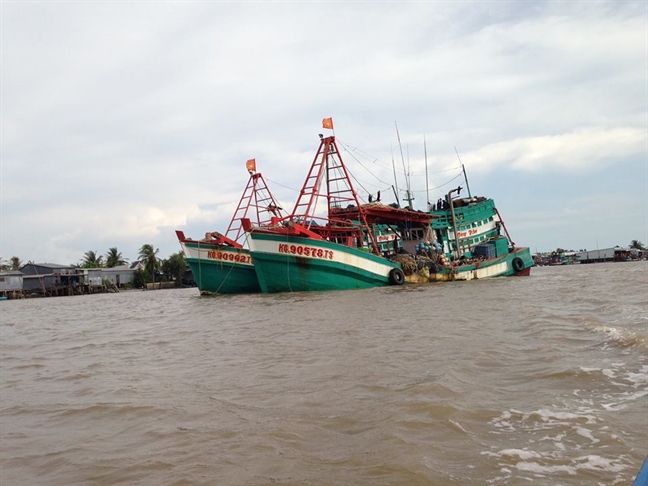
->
left=388, top=268, right=405, bottom=285
left=512, top=257, right=525, bottom=272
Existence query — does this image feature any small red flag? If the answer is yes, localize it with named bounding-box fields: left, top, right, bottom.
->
left=246, top=158, right=256, bottom=172
left=322, top=117, right=334, bottom=130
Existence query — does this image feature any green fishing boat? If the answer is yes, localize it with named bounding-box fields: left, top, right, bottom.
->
left=176, top=160, right=284, bottom=295
left=335, top=188, right=533, bottom=282
left=423, top=192, right=535, bottom=281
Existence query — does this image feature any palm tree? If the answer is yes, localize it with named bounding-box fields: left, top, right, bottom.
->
left=105, top=247, right=127, bottom=268
left=10, top=256, right=22, bottom=270
left=81, top=250, right=104, bottom=268
left=630, top=240, right=645, bottom=250
left=138, top=244, right=159, bottom=282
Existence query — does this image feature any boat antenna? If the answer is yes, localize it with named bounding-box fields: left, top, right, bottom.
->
left=454, top=146, right=472, bottom=199
left=390, top=143, right=401, bottom=208
left=424, top=135, right=430, bottom=211
left=395, top=121, right=413, bottom=208
left=406, top=143, right=414, bottom=208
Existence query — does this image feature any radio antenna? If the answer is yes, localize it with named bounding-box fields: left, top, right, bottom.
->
left=454, top=146, right=472, bottom=199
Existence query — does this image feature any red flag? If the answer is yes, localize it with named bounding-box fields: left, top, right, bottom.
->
left=246, top=158, right=256, bottom=172
left=322, top=117, right=334, bottom=130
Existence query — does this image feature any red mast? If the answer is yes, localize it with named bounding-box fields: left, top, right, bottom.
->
left=278, top=135, right=380, bottom=254
left=225, top=171, right=283, bottom=244
left=179, top=162, right=284, bottom=249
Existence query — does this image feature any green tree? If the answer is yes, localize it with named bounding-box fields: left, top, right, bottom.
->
left=81, top=250, right=104, bottom=268
left=630, top=240, right=645, bottom=250
left=105, top=247, right=127, bottom=268
left=132, top=268, right=150, bottom=289
left=161, top=252, right=186, bottom=287
left=138, top=243, right=159, bottom=282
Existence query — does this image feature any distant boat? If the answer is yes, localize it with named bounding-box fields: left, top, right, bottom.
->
left=175, top=160, right=285, bottom=295
left=547, top=253, right=580, bottom=265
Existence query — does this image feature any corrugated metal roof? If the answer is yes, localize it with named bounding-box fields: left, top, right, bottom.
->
left=28, top=263, right=76, bottom=269
left=102, top=265, right=133, bottom=272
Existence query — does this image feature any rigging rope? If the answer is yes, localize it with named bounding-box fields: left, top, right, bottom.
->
left=337, top=139, right=467, bottom=205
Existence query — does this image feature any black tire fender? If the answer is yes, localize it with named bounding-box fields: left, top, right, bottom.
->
left=512, top=257, right=525, bottom=272
left=389, top=268, right=405, bottom=285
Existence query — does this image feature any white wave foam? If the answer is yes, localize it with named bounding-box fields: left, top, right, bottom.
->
left=602, top=389, right=648, bottom=411
left=628, top=365, right=648, bottom=385
left=579, top=363, right=648, bottom=410
left=590, top=325, right=647, bottom=348
left=574, top=425, right=600, bottom=443
left=498, top=449, right=542, bottom=460
left=449, top=419, right=467, bottom=433
left=515, top=461, right=577, bottom=475
left=487, top=450, right=628, bottom=477
left=602, top=368, right=616, bottom=378
left=486, top=400, right=637, bottom=484
left=527, top=408, right=597, bottom=425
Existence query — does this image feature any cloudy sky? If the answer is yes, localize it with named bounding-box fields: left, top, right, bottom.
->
left=1, top=1, right=646, bottom=266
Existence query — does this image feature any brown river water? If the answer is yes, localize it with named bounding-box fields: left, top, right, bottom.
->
left=1, top=262, right=647, bottom=485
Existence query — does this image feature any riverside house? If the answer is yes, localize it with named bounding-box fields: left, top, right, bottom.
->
left=16, top=262, right=135, bottom=297
left=0, top=271, right=24, bottom=298
left=20, top=263, right=85, bottom=296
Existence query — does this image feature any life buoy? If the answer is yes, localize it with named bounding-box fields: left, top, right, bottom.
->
left=388, top=268, right=405, bottom=285
left=512, top=257, right=525, bottom=272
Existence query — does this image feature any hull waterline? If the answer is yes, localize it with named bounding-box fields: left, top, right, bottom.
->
left=248, top=232, right=401, bottom=293
left=403, top=246, right=534, bottom=283
left=180, top=241, right=260, bottom=295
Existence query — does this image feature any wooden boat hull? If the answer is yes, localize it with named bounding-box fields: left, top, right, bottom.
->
left=179, top=240, right=260, bottom=295
left=247, top=232, right=402, bottom=293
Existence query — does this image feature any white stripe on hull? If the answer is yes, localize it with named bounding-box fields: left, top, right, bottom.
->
left=179, top=242, right=253, bottom=267
left=453, top=261, right=509, bottom=280
left=248, top=234, right=395, bottom=277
